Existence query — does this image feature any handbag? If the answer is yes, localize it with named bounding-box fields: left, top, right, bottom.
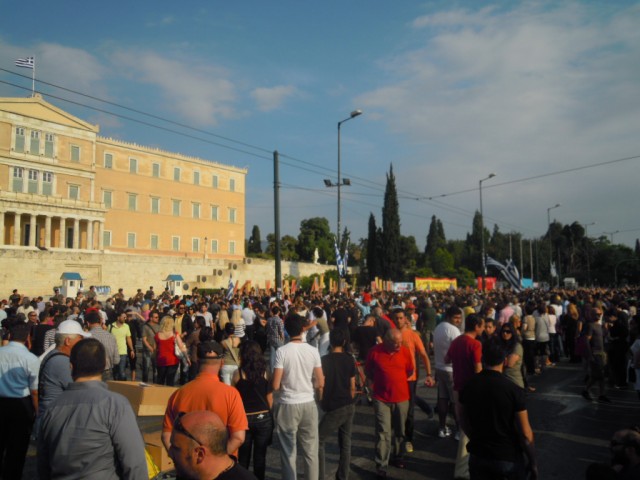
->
left=174, top=334, right=185, bottom=360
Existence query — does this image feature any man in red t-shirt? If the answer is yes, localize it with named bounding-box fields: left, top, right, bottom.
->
left=445, top=314, right=484, bottom=479
left=365, top=329, right=413, bottom=478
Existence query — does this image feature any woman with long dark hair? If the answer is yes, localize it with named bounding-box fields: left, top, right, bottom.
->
left=233, top=340, right=273, bottom=480
left=499, top=323, right=525, bottom=390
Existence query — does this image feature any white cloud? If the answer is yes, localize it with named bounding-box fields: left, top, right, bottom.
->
left=111, top=50, right=237, bottom=125
left=251, top=85, right=299, bottom=112
left=356, top=3, right=640, bottom=242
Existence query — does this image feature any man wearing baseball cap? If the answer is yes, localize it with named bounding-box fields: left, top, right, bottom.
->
left=36, top=320, right=91, bottom=435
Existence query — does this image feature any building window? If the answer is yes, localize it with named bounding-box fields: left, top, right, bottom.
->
left=230, top=178, right=236, bottom=192
left=127, top=233, right=136, bottom=249
left=12, top=167, right=24, bottom=192
left=150, top=234, right=159, bottom=250
left=211, top=205, right=218, bottom=221
left=42, top=172, right=53, bottom=196
left=229, top=240, right=236, bottom=255
left=103, top=191, right=112, bottom=208
left=15, top=127, right=25, bottom=153
left=70, top=145, right=80, bottom=162
left=212, top=175, right=219, bottom=188
left=129, top=158, right=138, bottom=173
left=152, top=163, right=160, bottom=178
left=172, top=236, right=180, bottom=251
left=229, top=208, right=237, bottom=223
left=104, top=153, right=113, bottom=169
left=151, top=197, right=160, bottom=214
left=173, top=167, right=181, bottom=181
left=44, top=133, right=54, bottom=158
left=27, top=169, right=38, bottom=194
left=69, top=184, right=80, bottom=200
left=30, top=130, right=40, bottom=154
left=192, top=203, right=200, bottom=219
left=103, top=230, right=112, bottom=247
left=211, top=239, right=218, bottom=253
left=128, top=193, right=137, bottom=211
left=193, top=171, right=200, bottom=185
left=192, top=238, right=200, bottom=252
left=172, top=199, right=181, bottom=217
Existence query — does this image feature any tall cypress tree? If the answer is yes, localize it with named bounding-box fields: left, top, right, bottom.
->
left=247, top=225, right=262, bottom=254
left=382, top=164, right=402, bottom=279
left=366, top=213, right=381, bottom=280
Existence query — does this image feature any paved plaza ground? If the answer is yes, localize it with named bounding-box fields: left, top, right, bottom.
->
left=24, top=358, right=640, bottom=479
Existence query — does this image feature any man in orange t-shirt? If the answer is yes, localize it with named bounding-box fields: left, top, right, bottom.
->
left=392, top=309, right=435, bottom=455
left=161, top=340, right=247, bottom=456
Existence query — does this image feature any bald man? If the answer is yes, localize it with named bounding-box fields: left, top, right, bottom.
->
left=365, top=328, right=414, bottom=478
left=169, top=411, right=257, bottom=480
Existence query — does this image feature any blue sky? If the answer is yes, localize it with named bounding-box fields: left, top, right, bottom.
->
left=2, top=1, right=640, bottom=251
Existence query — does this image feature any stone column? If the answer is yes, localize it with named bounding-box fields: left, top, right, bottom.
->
left=87, top=220, right=94, bottom=250
left=98, top=221, right=104, bottom=250
left=13, top=213, right=21, bottom=246
left=44, top=215, right=51, bottom=249
left=73, top=218, right=80, bottom=250
left=0, top=211, right=4, bottom=246
left=29, top=214, right=36, bottom=247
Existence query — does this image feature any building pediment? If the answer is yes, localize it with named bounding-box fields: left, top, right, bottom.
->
left=0, top=95, right=98, bottom=133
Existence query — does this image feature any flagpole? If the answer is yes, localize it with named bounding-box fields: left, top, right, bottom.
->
left=31, top=56, right=36, bottom=96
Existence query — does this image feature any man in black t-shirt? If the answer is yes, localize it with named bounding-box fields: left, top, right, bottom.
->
left=169, top=410, right=257, bottom=480
left=459, top=338, right=538, bottom=480
left=319, top=328, right=356, bottom=480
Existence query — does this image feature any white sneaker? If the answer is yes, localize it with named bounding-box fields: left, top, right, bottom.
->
left=438, top=426, right=452, bottom=438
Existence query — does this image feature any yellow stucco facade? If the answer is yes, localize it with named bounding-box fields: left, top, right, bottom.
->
left=0, top=95, right=246, bottom=258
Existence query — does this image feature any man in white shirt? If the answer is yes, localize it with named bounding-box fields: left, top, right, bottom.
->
left=272, top=314, right=324, bottom=480
left=432, top=306, right=462, bottom=438
left=241, top=301, right=256, bottom=341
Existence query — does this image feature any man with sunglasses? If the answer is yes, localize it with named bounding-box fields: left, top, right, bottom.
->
left=170, top=411, right=257, bottom=479
left=162, top=340, right=247, bottom=456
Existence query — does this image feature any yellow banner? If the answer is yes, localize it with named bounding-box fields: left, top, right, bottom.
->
left=415, top=277, right=458, bottom=291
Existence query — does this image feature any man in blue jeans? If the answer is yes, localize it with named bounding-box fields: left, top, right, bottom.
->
left=318, top=328, right=356, bottom=480
left=459, top=338, right=538, bottom=479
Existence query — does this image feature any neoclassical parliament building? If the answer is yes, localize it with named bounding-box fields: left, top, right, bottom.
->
left=0, top=95, right=246, bottom=259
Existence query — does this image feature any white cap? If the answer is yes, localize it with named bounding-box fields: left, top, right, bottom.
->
left=57, top=320, right=91, bottom=338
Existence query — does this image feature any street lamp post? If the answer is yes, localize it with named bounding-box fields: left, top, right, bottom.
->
left=334, top=109, right=362, bottom=247
left=603, top=230, right=619, bottom=244
left=583, top=222, right=595, bottom=286
left=479, top=173, right=496, bottom=291
left=547, top=203, right=561, bottom=286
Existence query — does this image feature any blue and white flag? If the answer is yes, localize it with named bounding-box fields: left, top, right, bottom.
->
left=225, top=275, right=234, bottom=300
left=343, top=241, right=349, bottom=278
left=15, top=57, right=35, bottom=69
left=334, top=239, right=345, bottom=278
left=486, top=256, right=522, bottom=292
left=550, top=262, right=557, bottom=279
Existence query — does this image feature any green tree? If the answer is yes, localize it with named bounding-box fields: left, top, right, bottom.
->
left=296, top=217, right=334, bottom=263
left=432, top=247, right=455, bottom=276
left=247, top=225, right=262, bottom=255
left=382, top=164, right=401, bottom=279
left=366, top=213, right=382, bottom=280
left=266, top=234, right=299, bottom=261
left=425, top=215, right=446, bottom=268
left=399, top=235, right=420, bottom=276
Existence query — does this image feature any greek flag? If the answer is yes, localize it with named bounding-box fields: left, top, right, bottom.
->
left=343, top=241, right=349, bottom=278
left=550, top=262, right=557, bottom=278
left=334, top=239, right=345, bottom=278
left=15, top=57, right=35, bottom=69
left=225, top=276, right=234, bottom=300
left=486, top=256, right=522, bottom=292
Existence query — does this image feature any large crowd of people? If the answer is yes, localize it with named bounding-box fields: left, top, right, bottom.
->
left=0, top=283, right=639, bottom=479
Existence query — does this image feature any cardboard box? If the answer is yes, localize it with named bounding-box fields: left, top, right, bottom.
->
left=107, top=381, right=177, bottom=416
left=144, top=431, right=174, bottom=472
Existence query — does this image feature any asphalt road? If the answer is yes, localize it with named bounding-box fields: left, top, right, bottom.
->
left=24, top=358, right=640, bottom=479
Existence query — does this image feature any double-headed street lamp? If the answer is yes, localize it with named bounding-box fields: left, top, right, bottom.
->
left=324, top=109, right=362, bottom=247
left=547, top=203, right=561, bottom=285
left=479, top=173, right=496, bottom=291
left=603, top=230, right=619, bottom=244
